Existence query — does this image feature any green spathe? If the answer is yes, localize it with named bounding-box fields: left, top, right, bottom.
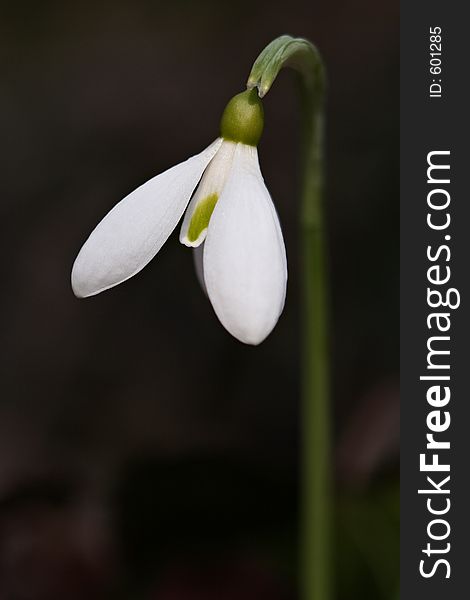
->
left=187, top=193, right=219, bottom=243
left=220, top=89, right=264, bottom=146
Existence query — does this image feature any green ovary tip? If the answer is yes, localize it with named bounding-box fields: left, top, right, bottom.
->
left=187, top=193, right=219, bottom=243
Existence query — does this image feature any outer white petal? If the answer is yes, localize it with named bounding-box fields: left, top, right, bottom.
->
left=179, top=140, right=237, bottom=247
left=71, top=138, right=223, bottom=298
left=203, top=144, right=287, bottom=345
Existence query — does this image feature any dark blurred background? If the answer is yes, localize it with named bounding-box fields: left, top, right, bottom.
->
left=0, top=1, right=399, bottom=598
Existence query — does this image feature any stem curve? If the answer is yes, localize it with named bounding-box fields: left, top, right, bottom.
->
left=248, top=36, right=330, bottom=600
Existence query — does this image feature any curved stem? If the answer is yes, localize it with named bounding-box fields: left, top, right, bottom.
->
left=248, top=37, right=330, bottom=600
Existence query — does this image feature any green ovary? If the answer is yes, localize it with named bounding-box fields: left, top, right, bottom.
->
left=187, top=193, right=219, bottom=243
left=220, top=89, right=264, bottom=146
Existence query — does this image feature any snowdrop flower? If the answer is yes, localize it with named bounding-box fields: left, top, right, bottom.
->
left=71, top=89, right=287, bottom=345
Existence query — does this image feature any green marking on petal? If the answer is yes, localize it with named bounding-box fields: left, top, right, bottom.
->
left=187, top=193, right=219, bottom=243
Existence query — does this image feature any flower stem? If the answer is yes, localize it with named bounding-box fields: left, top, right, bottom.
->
left=247, top=37, right=330, bottom=600
left=299, top=70, right=331, bottom=600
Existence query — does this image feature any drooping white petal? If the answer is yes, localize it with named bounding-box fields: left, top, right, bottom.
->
left=179, top=140, right=237, bottom=248
left=71, top=138, right=223, bottom=297
left=203, top=143, right=287, bottom=345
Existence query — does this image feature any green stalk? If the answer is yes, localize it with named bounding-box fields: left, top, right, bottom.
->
left=299, top=71, right=330, bottom=600
left=247, top=37, right=330, bottom=600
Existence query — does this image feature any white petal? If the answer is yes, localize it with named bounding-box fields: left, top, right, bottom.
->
left=203, top=144, right=287, bottom=345
left=179, top=140, right=237, bottom=247
left=71, top=138, right=223, bottom=297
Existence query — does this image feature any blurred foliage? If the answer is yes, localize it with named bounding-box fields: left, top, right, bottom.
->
left=336, top=480, right=399, bottom=600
